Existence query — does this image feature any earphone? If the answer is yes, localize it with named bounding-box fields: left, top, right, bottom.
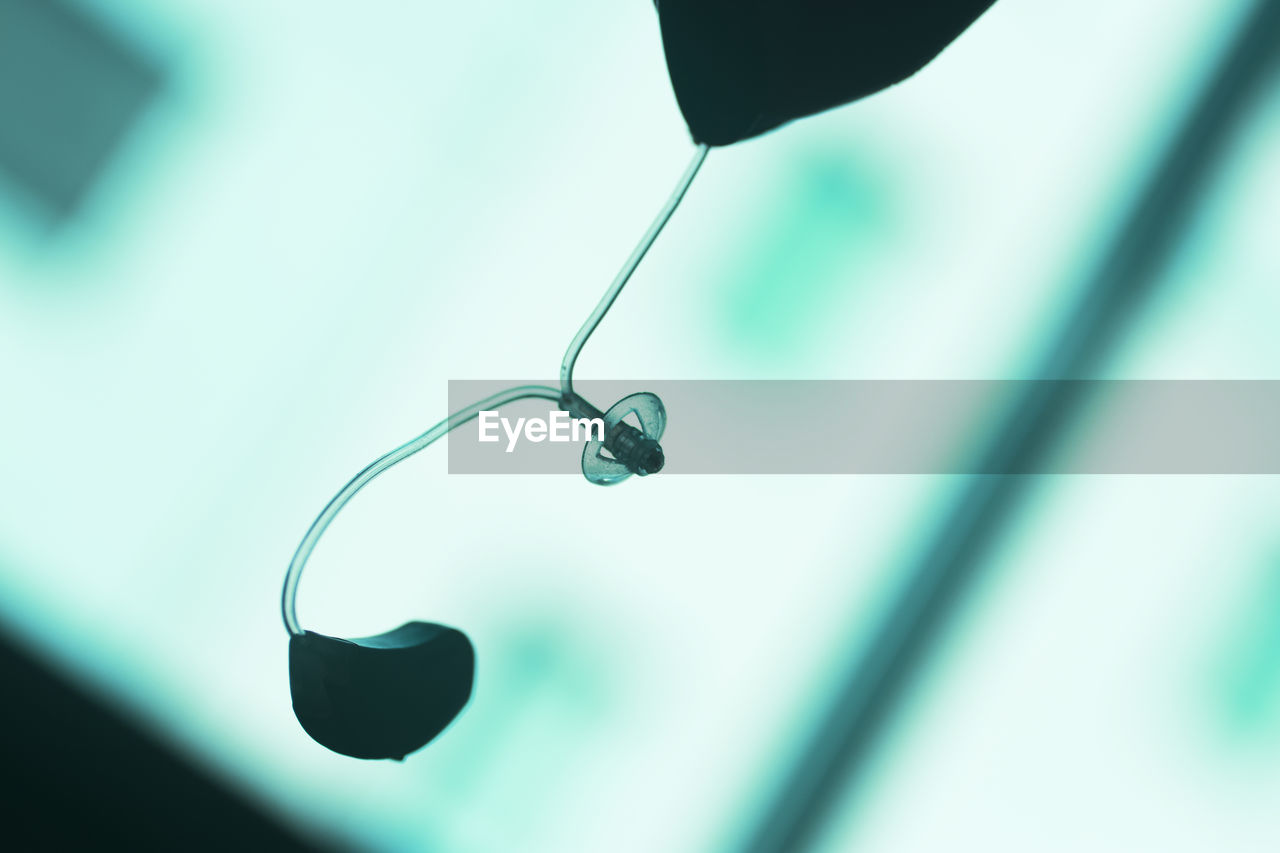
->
left=278, top=1, right=998, bottom=759
left=283, top=146, right=708, bottom=760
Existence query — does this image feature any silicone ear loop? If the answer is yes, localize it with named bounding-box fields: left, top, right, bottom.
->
left=559, top=144, right=709, bottom=400
left=280, top=384, right=560, bottom=636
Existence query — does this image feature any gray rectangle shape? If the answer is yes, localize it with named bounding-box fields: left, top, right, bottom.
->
left=447, top=380, right=1280, bottom=475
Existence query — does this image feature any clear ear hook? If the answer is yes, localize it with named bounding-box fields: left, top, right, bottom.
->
left=559, top=144, right=709, bottom=400
left=280, top=146, right=708, bottom=759
left=281, top=144, right=709, bottom=640
left=560, top=143, right=708, bottom=484
left=280, top=384, right=561, bottom=637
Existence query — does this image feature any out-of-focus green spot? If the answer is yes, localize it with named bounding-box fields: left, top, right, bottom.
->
left=717, top=149, right=896, bottom=360
left=1215, top=553, right=1280, bottom=740
left=430, top=609, right=615, bottom=830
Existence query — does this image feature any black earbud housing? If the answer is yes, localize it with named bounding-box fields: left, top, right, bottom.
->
left=289, top=622, right=475, bottom=760
left=657, top=0, right=998, bottom=145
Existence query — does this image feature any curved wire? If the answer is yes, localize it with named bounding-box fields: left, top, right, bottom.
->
left=560, top=144, right=710, bottom=398
left=283, top=145, right=711, bottom=636
left=281, top=384, right=560, bottom=636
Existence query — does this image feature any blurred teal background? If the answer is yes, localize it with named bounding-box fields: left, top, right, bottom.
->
left=1, top=0, right=1278, bottom=850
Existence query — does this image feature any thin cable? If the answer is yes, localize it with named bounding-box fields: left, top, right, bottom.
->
left=560, top=144, right=710, bottom=398
left=281, top=384, right=560, bottom=636
left=283, top=145, right=710, bottom=635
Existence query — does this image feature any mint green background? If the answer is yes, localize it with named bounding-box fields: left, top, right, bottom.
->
left=1, top=1, right=1278, bottom=850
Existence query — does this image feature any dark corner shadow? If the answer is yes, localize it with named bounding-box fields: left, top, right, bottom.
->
left=0, top=612, right=337, bottom=849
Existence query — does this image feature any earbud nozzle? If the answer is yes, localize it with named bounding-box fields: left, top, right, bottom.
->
left=289, top=621, right=474, bottom=760
left=582, top=392, right=668, bottom=485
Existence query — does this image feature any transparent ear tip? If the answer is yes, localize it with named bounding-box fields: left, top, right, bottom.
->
left=581, top=392, right=667, bottom=486
left=602, top=392, right=666, bottom=438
